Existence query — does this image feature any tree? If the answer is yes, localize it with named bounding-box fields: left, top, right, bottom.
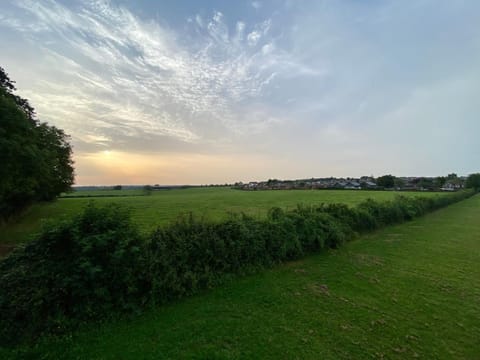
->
left=434, top=176, right=446, bottom=189
left=143, top=185, right=153, bottom=195
left=0, top=66, right=36, bottom=122
left=0, top=67, right=74, bottom=219
left=393, top=177, right=405, bottom=189
left=33, top=123, right=74, bottom=200
left=466, top=173, right=480, bottom=191
left=417, top=177, right=434, bottom=190
left=0, top=66, right=16, bottom=93
left=376, top=175, right=395, bottom=188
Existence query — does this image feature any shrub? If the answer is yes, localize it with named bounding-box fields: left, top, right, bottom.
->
left=0, top=203, right=145, bottom=345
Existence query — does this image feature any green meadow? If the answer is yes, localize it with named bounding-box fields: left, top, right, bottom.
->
left=0, top=187, right=449, bottom=246
left=3, top=194, right=479, bottom=359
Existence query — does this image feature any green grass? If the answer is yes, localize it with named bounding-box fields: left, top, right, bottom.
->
left=60, top=189, right=145, bottom=197
left=0, top=187, right=449, bottom=246
left=3, top=194, right=479, bottom=359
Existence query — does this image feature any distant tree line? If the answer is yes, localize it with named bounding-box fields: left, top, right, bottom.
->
left=0, top=67, right=74, bottom=220
left=377, top=173, right=480, bottom=191
left=238, top=173, right=480, bottom=192
left=466, top=173, right=480, bottom=190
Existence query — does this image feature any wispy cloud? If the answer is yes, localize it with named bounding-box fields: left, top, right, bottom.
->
left=1, top=0, right=479, bottom=184
left=251, top=1, right=262, bottom=10
left=1, top=0, right=317, bottom=151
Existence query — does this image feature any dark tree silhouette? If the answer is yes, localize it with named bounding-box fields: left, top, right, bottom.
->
left=466, top=173, right=480, bottom=191
left=0, top=67, right=74, bottom=219
left=376, top=174, right=395, bottom=188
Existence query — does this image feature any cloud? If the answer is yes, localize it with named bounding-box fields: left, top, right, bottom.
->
left=207, top=11, right=229, bottom=43
left=251, top=2, right=262, bottom=10
left=235, top=21, right=246, bottom=41
left=1, top=0, right=314, bottom=152
left=1, top=0, right=478, bottom=184
left=247, top=31, right=261, bottom=46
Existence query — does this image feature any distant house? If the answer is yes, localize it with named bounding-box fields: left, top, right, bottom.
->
left=331, top=181, right=344, bottom=189
left=345, top=181, right=361, bottom=190
left=361, top=181, right=377, bottom=189
left=239, top=176, right=382, bottom=191
left=441, top=181, right=462, bottom=191
left=248, top=182, right=258, bottom=189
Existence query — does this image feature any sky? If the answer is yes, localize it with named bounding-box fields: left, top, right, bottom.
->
left=1, top=0, right=479, bottom=185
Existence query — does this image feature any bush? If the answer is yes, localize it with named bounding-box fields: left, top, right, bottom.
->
left=0, top=203, right=145, bottom=345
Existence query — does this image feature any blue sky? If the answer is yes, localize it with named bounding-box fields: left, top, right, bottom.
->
left=1, top=0, right=479, bottom=185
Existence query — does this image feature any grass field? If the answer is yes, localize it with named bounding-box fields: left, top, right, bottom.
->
left=0, top=187, right=450, bottom=246
left=2, top=194, right=478, bottom=359
left=60, top=189, right=145, bottom=197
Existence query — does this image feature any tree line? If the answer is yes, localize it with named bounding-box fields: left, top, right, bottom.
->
left=0, top=67, right=74, bottom=220
left=376, top=173, right=480, bottom=190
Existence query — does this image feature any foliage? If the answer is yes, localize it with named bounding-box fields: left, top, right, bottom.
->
left=0, top=190, right=474, bottom=345
left=0, top=67, right=74, bottom=220
left=416, top=177, right=435, bottom=190
left=375, top=174, right=395, bottom=188
left=143, top=185, right=153, bottom=195
left=435, top=176, right=446, bottom=188
left=393, top=177, right=405, bottom=189
left=0, top=204, right=145, bottom=344
left=466, top=173, right=480, bottom=191
left=0, top=66, right=16, bottom=93
left=0, top=67, right=35, bottom=121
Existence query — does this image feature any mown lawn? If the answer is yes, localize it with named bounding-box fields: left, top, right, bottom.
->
left=0, top=187, right=449, bottom=246
left=3, top=194, right=479, bottom=359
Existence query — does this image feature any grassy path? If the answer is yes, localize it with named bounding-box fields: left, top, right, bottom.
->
left=3, top=195, right=480, bottom=359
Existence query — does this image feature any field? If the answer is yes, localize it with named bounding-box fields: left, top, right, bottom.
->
left=0, top=187, right=449, bottom=246
left=3, top=194, right=478, bottom=359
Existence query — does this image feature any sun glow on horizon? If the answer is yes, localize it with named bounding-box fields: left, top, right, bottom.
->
left=72, top=150, right=298, bottom=186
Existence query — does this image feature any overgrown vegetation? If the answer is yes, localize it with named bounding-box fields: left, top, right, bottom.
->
left=0, top=67, right=74, bottom=220
left=466, top=173, right=480, bottom=191
left=0, top=204, right=146, bottom=344
left=0, top=190, right=474, bottom=346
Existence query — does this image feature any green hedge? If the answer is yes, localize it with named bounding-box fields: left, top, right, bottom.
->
left=0, top=190, right=475, bottom=345
left=0, top=204, right=146, bottom=343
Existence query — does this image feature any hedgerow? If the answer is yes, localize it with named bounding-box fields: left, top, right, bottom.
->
left=0, top=190, right=475, bottom=345
left=0, top=204, right=146, bottom=344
